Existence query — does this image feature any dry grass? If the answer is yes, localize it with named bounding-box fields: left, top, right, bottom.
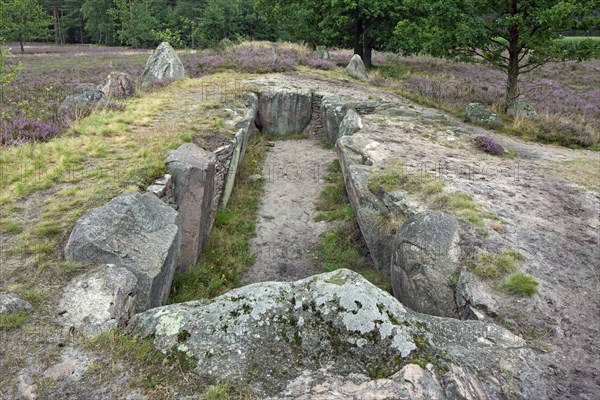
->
left=545, top=158, right=600, bottom=193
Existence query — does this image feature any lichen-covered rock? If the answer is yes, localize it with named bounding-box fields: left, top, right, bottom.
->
left=128, top=269, right=524, bottom=397
left=339, top=108, right=362, bottom=137
left=59, top=264, right=138, bottom=337
left=345, top=54, right=368, bottom=81
left=58, top=83, right=106, bottom=119
left=65, top=192, right=180, bottom=311
left=391, top=211, right=460, bottom=318
left=507, top=101, right=539, bottom=121
left=98, top=71, right=135, bottom=99
left=465, top=103, right=501, bottom=128
left=321, top=96, right=351, bottom=143
left=0, top=293, right=33, bottom=314
left=141, top=42, right=185, bottom=87
left=166, top=144, right=216, bottom=272
left=257, top=88, right=312, bottom=135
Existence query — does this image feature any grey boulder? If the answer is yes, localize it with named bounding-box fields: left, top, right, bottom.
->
left=59, top=264, right=138, bottom=337
left=257, top=88, right=312, bottom=135
left=58, top=83, right=106, bottom=118
left=65, top=192, right=180, bottom=311
left=166, top=143, right=216, bottom=272
left=128, top=269, right=524, bottom=397
left=507, top=101, right=539, bottom=121
left=321, top=96, right=350, bottom=143
left=141, top=42, right=185, bottom=87
left=391, top=211, right=460, bottom=318
left=338, top=108, right=362, bottom=137
left=98, top=71, right=136, bottom=99
left=345, top=54, right=368, bottom=81
left=314, top=46, right=330, bottom=60
left=465, top=103, right=501, bottom=128
left=455, top=271, right=499, bottom=320
left=0, top=293, right=33, bottom=314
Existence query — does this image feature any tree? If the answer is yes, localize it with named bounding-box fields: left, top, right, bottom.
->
left=394, top=0, right=600, bottom=109
left=108, top=0, right=158, bottom=48
left=0, top=0, right=53, bottom=52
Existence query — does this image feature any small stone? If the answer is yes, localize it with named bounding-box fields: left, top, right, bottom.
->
left=249, top=174, right=262, bottom=182
left=266, top=141, right=276, bottom=147
left=17, top=374, right=37, bottom=400
left=0, top=293, right=33, bottom=314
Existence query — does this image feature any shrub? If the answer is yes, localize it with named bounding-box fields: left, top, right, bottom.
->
left=473, top=135, right=505, bottom=155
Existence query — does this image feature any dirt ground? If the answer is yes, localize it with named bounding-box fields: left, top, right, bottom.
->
left=243, top=139, right=336, bottom=284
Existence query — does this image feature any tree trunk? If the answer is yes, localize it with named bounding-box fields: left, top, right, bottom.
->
left=353, top=16, right=364, bottom=58
left=363, top=19, right=373, bottom=67
left=19, top=36, right=24, bottom=53
left=53, top=1, right=59, bottom=44
left=505, top=0, right=520, bottom=111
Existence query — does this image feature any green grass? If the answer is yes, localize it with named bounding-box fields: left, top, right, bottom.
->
left=0, top=219, right=23, bottom=234
left=169, top=136, right=267, bottom=303
left=503, top=271, right=539, bottom=296
left=313, top=160, right=391, bottom=292
left=315, top=161, right=355, bottom=222
left=472, top=249, right=523, bottom=279
left=0, top=312, right=29, bottom=331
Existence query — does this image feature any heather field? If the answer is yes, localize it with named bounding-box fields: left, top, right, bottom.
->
left=1, top=41, right=599, bottom=148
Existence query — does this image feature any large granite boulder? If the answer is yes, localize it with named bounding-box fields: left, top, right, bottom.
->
left=0, top=293, right=33, bottom=314
left=256, top=88, right=312, bottom=135
left=321, top=96, right=350, bottom=143
left=59, top=264, right=138, bottom=337
left=465, top=103, right=501, bottom=128
left=166, top=144, right=216, bottom=272
left=98, top=71, right=135, bottom=99
left=65, top=192, right=180, bottom=311
left=391, top=211, right=461, bottom=318
left=58, top=83, right=106, bottom=119
left=141, top=42, right=185, bottom=87
left=507, top=101, right=539, bottom=121
left=345, top=54, right=368, bottom=81
left=339, top=108, right=362, bottom=137
left=128, top=269, right=524, bottom=397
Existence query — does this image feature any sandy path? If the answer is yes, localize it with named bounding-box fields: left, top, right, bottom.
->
left=243, top=139, right=336, bottom=284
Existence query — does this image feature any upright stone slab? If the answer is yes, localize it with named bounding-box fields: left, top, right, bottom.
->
left=321, top=96, right=350, bottom=144
left=345, top=54, right=368, bottom=81
left=166, top=144, right=216, bottom=272
left=65, top=192, right=180, bottom=311
left=141, top=42, right=185, bottom=87
left=391, top=211, right=460, bottom=318
left=257, top=88, right=312, bottom=135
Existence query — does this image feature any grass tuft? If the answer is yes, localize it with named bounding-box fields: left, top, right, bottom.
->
left=473, top=249, right=523, bottom=279
left=503, top=272, right=539, bottom=296
left=0, top=312, right=29, bottom=331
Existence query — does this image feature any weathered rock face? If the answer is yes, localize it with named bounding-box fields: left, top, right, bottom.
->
left=507, top=101, right=539, bottom=121
left=338, top=108, right=362, bottom=138
left=257, top=88, right=312, bottom=135
left=321, top=96, right=350, bottom=143
left=345, top=54, right=368, bottom=81
left=455, top=271, right=498, bottom=320
left=128, top=269, right=524, bottom=397
left=391, top=211, right=460, bottom=318
left=141, top=42, right=185, bottom=87
left=59, top=264, right=138, bottom=337
left=336, top=135, right=397, bottom=276
left=97, top=71, right=136, bottom=99
left=58, top=83, right=106, bottom=118
left=0, top=293, right=33, bottom=314
left=314, top=46, right=330, bottom=60
left=275, top=363, right=445, bottom=400
left=465, top=103, right=501, bottom=128
left=65, top=192, right=180, bottom=311
left=166, top=144, right=216, bottom=272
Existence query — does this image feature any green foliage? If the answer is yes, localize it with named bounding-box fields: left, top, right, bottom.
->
left=0, top=46, right=22, bottom=101
left=108, top=0, right=159, bottom=48
left=0, top=0, right=52, bottom=52
left=394, top=0, right=600, bottom=107
left=315, top=161, right=355, bottom=222
left=503, top=271, right=540, bottom=296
